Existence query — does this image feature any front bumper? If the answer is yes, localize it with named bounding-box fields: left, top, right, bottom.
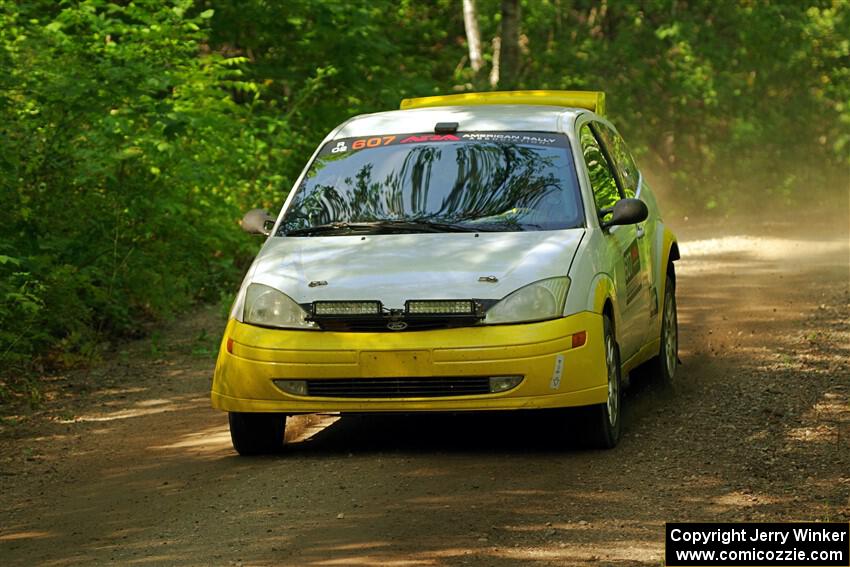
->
left=211, top=311, right=607, bottom=413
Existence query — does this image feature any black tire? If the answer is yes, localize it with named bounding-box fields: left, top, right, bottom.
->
left=647, top=272, right=678, bottom=385
left=228, top=412, right=286, bottom=456
left=578, top=315, right=622, bottom=449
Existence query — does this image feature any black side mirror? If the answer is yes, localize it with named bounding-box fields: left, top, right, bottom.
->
left=600, top=198, right=648, bottom=229
left=241, top=209, right=275, bottom=235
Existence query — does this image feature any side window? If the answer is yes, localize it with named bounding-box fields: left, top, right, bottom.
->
left=579, top=124, right=621, bottom=219
left=595, top=123, right=640, bottom=198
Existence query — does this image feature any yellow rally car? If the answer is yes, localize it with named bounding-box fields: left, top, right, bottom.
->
left=213, top=90, right=680, bottom=455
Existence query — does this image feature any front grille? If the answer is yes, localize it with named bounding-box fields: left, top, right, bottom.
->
left=306, top=376, right=492, bottom=398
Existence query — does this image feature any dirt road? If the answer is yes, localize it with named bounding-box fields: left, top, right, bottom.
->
left=1, top=219, right=848, bottom=566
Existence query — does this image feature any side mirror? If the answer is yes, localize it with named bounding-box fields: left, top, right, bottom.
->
left=600, top=198, right=648, bottom=229
left=241, top=209, right=275, bottom=235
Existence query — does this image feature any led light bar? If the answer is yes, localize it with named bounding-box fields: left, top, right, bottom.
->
left=312, top=301, right=382, bottom=317
left=406, top=300, right=480, bottom=316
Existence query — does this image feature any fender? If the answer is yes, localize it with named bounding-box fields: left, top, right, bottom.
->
left=588, top=271, right=621, bottom=322
left=589, top=273, right=615, bottom=314
left=658, top=226, right=680, bottom=302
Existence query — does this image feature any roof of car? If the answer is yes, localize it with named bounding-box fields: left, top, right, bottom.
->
left=334, top=105, right=587, bottom=139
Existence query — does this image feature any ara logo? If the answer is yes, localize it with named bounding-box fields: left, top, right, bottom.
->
left=331, top=141, right=348, bottom=153
left=399, top=134, right=460, bottom=144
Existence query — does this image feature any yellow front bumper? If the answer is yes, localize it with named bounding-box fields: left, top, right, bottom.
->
left=211, top=311, right=607, bottom=413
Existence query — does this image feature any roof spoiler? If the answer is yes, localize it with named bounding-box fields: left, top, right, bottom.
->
left=400, top=90, right=606, bottom=116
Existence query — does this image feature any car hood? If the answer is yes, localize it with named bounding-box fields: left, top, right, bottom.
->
left=247, top=229, right=585, bottom=307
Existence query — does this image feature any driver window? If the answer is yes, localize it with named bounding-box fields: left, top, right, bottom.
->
left=579, top=124, right=621, bottom=221
left=595, top=123, right=640, bottom=198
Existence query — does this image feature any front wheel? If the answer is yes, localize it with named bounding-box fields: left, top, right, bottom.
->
left=578, top=315, right=622, bottom=449
left=228, top=412, right=286, bottom=456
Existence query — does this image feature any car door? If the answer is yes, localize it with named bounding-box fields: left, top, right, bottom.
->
left=593, top=122, right=656, bottom=345
left=578, top=123, right=650, bottom=361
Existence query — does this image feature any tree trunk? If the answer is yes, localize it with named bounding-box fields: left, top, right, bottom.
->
left=462, top=0, right=483, bottom=74
left=489, top=36, right=500, bottom=88
left=497, top=0, right=521, bottom=89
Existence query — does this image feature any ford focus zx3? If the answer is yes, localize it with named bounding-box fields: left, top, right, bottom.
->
left=212, top=90, right=680, bottom=455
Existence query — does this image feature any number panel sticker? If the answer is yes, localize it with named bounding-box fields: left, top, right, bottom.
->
left=318, top=131, right=566, bottom=156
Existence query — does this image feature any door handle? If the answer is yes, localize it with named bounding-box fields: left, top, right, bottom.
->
left=636, top=225, right=645, bottom=238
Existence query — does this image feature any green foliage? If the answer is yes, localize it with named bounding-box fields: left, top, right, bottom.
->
left=0, top=0, right=276, bottom=377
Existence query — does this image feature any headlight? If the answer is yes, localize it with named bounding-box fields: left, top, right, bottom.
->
left=484, top=277, right=570, bottom=324
left=243, top=283, right=315, bottom=329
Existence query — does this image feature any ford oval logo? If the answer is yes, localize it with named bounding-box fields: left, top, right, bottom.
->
left=387, top=321, right=408, bottom=331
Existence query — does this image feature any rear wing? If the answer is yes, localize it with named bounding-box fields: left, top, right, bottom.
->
left=400, top=90, right=606, bottom=116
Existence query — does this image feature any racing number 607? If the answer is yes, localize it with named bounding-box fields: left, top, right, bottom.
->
left=352, top=136, right=396, bottom=150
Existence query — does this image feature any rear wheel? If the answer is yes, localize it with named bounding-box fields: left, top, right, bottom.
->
left=228, top=412, right=286, bottom=456
left=578, top=315, right=622, bottom=449
left=648, top=273, right=678, bottom=385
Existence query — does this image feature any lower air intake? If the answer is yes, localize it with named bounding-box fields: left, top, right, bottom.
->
left=306, top=377, right=492, bottom=398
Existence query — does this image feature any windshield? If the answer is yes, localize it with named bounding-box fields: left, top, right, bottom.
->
left=278, top=131, right=583, bottom=236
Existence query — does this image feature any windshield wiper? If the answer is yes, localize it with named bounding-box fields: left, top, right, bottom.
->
left=391, top=219, right=490, bottom=233
left=285, top=219, right=494, bottom=236
left=285, top=222, right=387, bottom=236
